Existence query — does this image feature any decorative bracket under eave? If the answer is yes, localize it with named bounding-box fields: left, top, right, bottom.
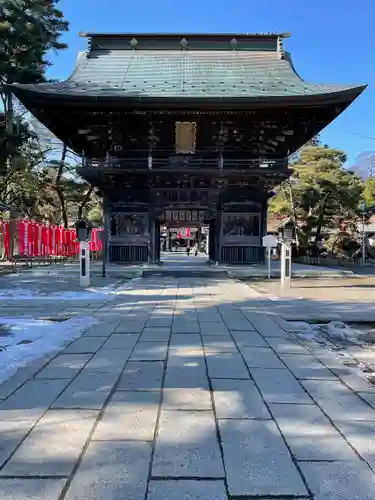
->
left=277, top=36, right=285, bottom=60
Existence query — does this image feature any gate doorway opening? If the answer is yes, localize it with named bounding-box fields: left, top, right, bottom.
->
left=160, top=223, right=210, bottom=259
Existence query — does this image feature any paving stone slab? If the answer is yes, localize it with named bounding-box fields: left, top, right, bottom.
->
left=219, top=311, right=245, bottom=321
left=306, top=351, right=344, bottom=370
left=301, top=380, right=375, bottom=421
left=35, top=353, right=92, bottom=379
left=223, top=318, right=255, bottom=331
left=200, top=322, right=229, bottom=336
left=335, top=421, right=375, bottom=469
left=230, top=329, right=268, bottom=347
left=0, top=357, right=56, bottom=400
left=130, top=341, right=168, bottom=361
left=117, top=361, right=164, bottom=391
left=0, top=478, right=67, bottom=500
left=169, top=334, right=202, bottom=348
left=206, top=351, right=250, bottom=379
left=250, top=368, right=313, bottom=404
left=172, top=321, right=200, bottom=334
left=115, top=321, right=146, bottom=333
left=151, top=309, right=175, bottom=317
left=0, top=378, right=70, bottom=410
left=0, top=409, right=98, bottom=477
left=162, top=387, right=212, bottom=410
left=164, top=365, right=209, bottom=389
left=175, top=312, right=198, bottom=321
left=265, top=337, right=309, bottom=354
left=93, top=391, right=160, bottom=441
left=63, top=336, right=107, bottom=354
left=212, top=378, right=270, bottom=419
left=202, top=336, right=238, bottom=353
left=102, top=334, right=140, bottom=350
left=300, top=461, right=375, bottom=500
left=279, top=353, right=337, bottom=380
left=219, top=418, right=307, bottom=497
left=359, top=392, right=375, bottom=409
left=147, top=480, right=228, bottom=500
left=83, top=323, right=119, bottom=337
left=139, top=327, right=171, bottom=341
left=330, top=366, right=375, bottom=393
left=245, top=313, right=289, bottom=338
left=64, top=440, right=152, bottom=500
left=0, top=412, right=45, bottom=468
left=240, top=346, right=287, bottom=369
left=83, top=349, right=130, bottom=374
left=152, top=410, right=224, bottom=478
left=270, top=403, right=358, bottom=461
left=270, top=314, right=305, bottom=332
left=146, top=317, right=173, bottom=327
left=197, top=313, right=224, bottom=323
left=52, top=372, right=118, bottom=409
left=168, top=346, right=205, bottom=360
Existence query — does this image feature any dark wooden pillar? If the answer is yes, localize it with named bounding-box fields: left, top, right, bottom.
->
left=260, top=194, right=268, bottom=263
left=215, top=204, right=221, bottom=263
left=148, top=206, right=154, bottom=264
left=102, top=196, right=110, bottom=275
left=155, top=221, right=161, bottom=263
left=209, top=219, right=215, bottom=261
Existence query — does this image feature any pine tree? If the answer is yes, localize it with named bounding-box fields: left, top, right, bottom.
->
left=0, top=0, right=68, bottom=155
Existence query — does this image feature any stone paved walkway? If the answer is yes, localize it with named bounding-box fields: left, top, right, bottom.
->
left=1, top=272, right=375, bottom=499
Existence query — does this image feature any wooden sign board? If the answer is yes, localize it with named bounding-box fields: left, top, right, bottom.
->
left=262, top=235, right=278, bottom=248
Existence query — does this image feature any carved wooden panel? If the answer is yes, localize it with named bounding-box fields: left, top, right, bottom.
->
left=110, top=214, right=147, bottom=236
left=165, top=209, right=206, bottom=222
left=221, top=213, right=261, bottom=246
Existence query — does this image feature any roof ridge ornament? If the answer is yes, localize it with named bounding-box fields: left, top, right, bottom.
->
left=230, top=38, right=238, bottom=50
left=180, top=37, right=188, bottom=49
left=129, top=37, right=138, bottom=49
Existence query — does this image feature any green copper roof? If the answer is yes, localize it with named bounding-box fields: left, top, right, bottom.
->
left=8, top=33, right=366, bottom=102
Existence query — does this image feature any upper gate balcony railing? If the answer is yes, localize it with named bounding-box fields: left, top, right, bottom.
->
left=82, top=151, right=288, bottom=171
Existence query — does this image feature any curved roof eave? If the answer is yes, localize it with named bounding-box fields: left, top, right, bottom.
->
left=6, top=83, right=367, bottom=109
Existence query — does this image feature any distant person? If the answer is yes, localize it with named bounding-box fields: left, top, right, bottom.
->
left=186, top=246, right=191, bottom=256
left=193, top=243, right=198, bottom=256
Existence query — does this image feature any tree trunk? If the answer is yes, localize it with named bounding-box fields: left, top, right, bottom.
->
left=55, top=145, right=68, bottom=228
left=78, top=186, right=94, bottom=219
left=4, top=91, right=17, bottom=260
left=314, top=194, right=330, bottom=251
left=287, top=181, right=300, bottom=252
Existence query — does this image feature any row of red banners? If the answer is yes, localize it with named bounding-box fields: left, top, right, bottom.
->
left=0, top=220, right=103, bottom=258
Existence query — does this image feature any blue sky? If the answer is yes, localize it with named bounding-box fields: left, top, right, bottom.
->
left=48, top=0, right=374, bottom=167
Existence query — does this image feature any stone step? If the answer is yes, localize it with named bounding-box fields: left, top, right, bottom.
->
left=142, top=269, right=228, bottom=278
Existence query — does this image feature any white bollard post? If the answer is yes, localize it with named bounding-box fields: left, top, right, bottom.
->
left=80, top=241, right=90, bottom=287
left=267, top=247, right=271, bottom=279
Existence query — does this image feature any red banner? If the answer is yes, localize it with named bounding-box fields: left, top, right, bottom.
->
left=0, top=220, right=103, bottom=259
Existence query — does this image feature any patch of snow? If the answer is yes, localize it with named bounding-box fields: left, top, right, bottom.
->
left=0, top=315, right=98, bottom=384
left=288, top=321, right=313, bottom=330
left=0, top=278, right=140, bottom=301
left=289, top=320, right=375, bottom=391
left=293, top=321, right=366, bottom=345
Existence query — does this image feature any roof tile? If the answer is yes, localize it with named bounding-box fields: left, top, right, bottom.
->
left=9, top=48, right=365, bottom=100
